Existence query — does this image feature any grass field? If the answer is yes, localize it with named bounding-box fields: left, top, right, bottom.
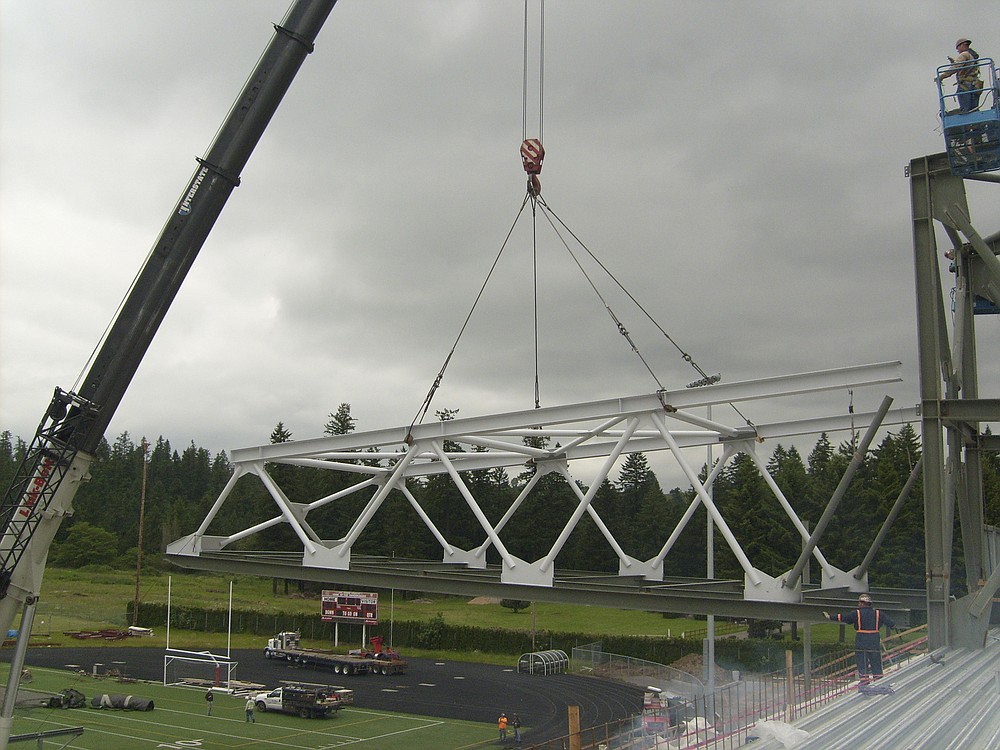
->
left=17, top=566, right=863, bottom=658
left=4, top=664, right=496, bottom=750
left=36, top=565, right=717, bottom=637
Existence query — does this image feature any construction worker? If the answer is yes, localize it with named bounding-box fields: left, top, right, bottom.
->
left=937, top=38, right=984, bottom=112
left=498, top=712, right=508, bottom=742
left=823, top=593, right=896, bottom=685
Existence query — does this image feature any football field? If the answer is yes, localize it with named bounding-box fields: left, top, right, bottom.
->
left=4, top=666, right=496, bottom=750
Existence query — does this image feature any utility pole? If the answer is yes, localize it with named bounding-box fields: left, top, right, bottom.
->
left=132, top=438, right=149, bottom=626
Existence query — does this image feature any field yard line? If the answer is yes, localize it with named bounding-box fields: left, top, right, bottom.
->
left=21, top=710, right=357, bottom=749
left=14, top=715, right=192, bottom=747
left=332, top=719, right=449, bottom=745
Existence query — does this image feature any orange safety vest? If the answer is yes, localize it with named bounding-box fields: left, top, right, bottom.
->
left=855, top=609, right=881, bottom=634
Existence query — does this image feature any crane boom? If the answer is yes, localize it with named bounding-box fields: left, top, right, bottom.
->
left=0, top=0, right=336, bottom=674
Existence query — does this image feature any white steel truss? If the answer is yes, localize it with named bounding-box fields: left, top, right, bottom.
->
left=168, top=361, right=916, bottom=603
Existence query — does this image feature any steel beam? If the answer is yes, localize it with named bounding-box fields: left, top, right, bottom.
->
left=909, top=151, right=999, bottom=651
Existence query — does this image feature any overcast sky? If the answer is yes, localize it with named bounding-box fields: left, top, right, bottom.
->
left=1, top=1, right=998, bottom=484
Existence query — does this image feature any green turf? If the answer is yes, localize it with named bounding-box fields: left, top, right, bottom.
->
left=4, top=665, right=496, bottom=749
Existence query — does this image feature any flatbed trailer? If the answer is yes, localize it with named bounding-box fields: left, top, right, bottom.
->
left=265, top=632, right=408, bottom=675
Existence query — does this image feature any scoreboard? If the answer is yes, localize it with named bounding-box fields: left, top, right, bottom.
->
left=321, top=590, right=378, bottom=625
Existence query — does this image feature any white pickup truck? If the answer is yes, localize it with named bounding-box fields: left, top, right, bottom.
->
left=253, top=682, right=353, bottom=719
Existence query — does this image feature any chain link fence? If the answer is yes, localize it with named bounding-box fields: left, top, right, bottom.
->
left=532, top=628, right=928, bottom=750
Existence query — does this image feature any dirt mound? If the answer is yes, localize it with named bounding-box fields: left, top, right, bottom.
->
left=669, top=653, right=733, bottom=685
left=467, top=596, right=501, bottom=605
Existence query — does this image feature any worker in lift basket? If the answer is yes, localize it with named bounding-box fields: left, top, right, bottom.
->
left=936, top=38, right=984, bottom=113
left=823, top=593, right=896, bottom=685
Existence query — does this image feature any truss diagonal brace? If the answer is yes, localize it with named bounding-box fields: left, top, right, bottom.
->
left=783, top=396, right=893, bottom=589
left=538, top=418, right=640, bottom=573
left=429, top=441, right=517, bottom=570
left=744, top=443, right=836, bottom=578
left=337, top=442, right=420, bottom=559
left=651, top=412, right=761, bottom=587
left=946, top=205, right=1000, bottom=305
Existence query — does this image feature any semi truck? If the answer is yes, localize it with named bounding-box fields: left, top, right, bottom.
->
left=264, top=632, right=409, bottom=676
left=253, top=682, right=352, bottom=719
left=264, top=632, right=372, bottom=675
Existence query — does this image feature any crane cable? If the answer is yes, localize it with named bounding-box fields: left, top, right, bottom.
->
left=408, top=2, right=547, bottom=438
left=522, top=0, right=543, bottom=146
left=405, top=195, right=533, bottom=442
left=408, top=0, right=758, bottom=440
left=524, top=0, right=545, bottom=407
left=537, top=198, right=760, bottom=436
left=535, top=195, right=665, bottom=390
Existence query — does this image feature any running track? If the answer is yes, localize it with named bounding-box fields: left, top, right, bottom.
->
left=20, top=648, right=643, bottom=745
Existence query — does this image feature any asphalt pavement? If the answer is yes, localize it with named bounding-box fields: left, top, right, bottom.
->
left=19, top=647, right=643, bottom=744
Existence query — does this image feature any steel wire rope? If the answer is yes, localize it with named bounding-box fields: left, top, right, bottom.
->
left=536, top=197, right=760, bottom=433
left=407, top=1, right=547, bottom=440
left=533, top=198, right=665, bottom=391
left=521, top=0, right=544, bottom=145
left=405, top=194, right=534, bottom=442
left=523, top=0, right=545, bottom=408
left=531, top=196, right=542, bottom=408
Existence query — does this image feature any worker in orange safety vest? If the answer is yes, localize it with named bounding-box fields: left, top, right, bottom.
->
left=824, top=593, right=896, bottom=684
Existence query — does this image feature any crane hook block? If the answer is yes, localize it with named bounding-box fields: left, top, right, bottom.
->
left=520, top=139, right=545, bottom=175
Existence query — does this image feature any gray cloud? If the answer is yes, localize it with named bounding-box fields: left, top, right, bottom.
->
left=2, top=1, right=997, bottom=484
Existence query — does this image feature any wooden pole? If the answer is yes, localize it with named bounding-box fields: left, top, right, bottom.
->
left=568, top=705, right=581, bottom=750
left=785, top=649, right=795, bottom=722
left=132, top=438, right=149, bottom=626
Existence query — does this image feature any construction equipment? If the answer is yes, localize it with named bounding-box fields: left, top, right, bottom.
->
left=253, top=681, right=352, bottom=719
left=0, top=3, right=337, bottom=747
left=264, top=631, right=371, bottom=676
left=935, top=55, right=1000, bottom=176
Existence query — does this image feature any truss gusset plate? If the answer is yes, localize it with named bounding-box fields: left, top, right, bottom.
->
left=166, top=533, right=227, bottom=557
left=619, top=555, right=663, bottom=581
left=501, top=554, right=554, bottom=587
left=443, top=547, right=488, bottom=569
left=745, top=568, right=801, bottom=603
left=303, top=542, right=351, bottom=570
left=821, top=565, right=868, bottom=592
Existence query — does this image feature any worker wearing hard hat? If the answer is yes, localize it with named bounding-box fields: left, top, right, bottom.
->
left=936, top=38, right=984, bottom=112
left=823, top=593, right=896, bottom=685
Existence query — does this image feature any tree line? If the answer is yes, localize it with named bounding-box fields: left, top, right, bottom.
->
left=2, top=404, right=998, bottom=592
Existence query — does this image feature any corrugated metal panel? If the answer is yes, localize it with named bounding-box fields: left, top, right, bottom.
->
left=751, top=628, right=1000, bottom=749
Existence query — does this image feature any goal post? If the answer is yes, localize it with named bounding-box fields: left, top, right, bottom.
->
left=163, top=648, right=237, bottom=690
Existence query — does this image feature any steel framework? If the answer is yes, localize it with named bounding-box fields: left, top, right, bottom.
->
left=167, top=361, right=924, bottom=621
left=909, top=152, right=1000, bottom=649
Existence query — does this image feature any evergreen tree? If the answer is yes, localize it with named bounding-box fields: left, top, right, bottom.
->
left=660, top=487, right=705, bottom=577
left=615, top=452, right=656, bottom=545
left=0, top=430, right=18, bottom=493
left=256, top=422, right=301, bottom=550
left=714, top=450, right=796, bottom=579
left=766, top=445, right=812, bottom=576
left=324, top=403, right=357, bottom=436
left=503, top=432, right=578, bottom=562
left=564, top=478, right=618, bottom=572
left=866, top=425, right=924, bottom=588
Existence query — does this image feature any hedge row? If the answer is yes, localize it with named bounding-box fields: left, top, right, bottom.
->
left=126, top=602, right=849, bottom=673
